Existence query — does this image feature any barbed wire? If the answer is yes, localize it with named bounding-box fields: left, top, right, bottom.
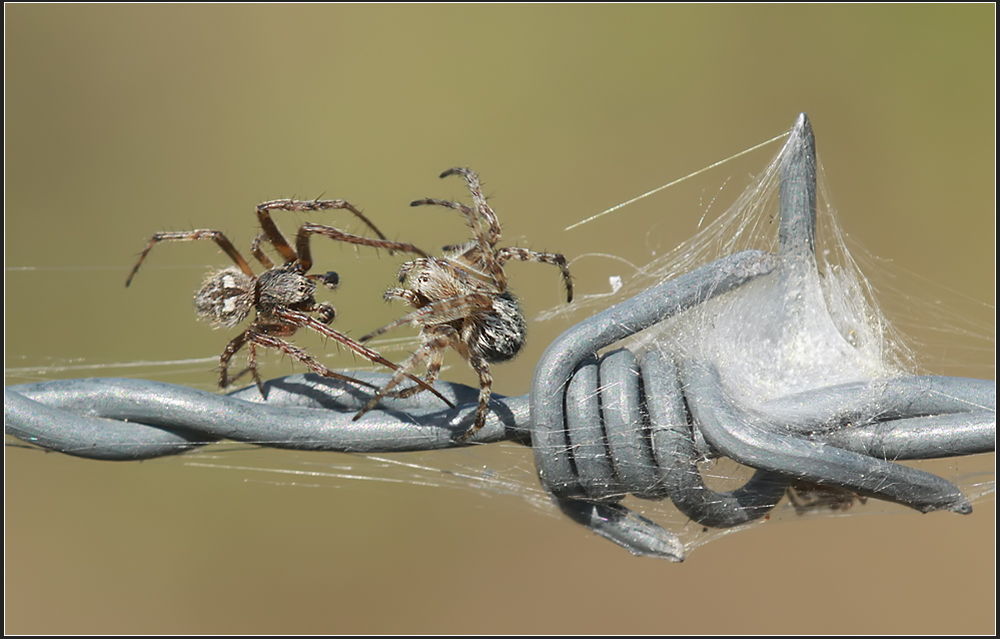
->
left=6, top=114, right=994, bottom=561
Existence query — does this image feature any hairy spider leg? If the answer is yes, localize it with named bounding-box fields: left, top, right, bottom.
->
left=219, top=327, right=263, bottom=391
left=354, top=325, right=458, bottom=420
left=410, top=197, right=507, bottom=291
left=356, top=292, right=498, bottom=437
left=496, top=246, right=574, bottom=303
left=125, top=230, right=254, bottom=287
left=439, top=167, right=502, bottom=245
left=226, top=340, right=269, bottom=392
left=384, top=337, right=449, bottom=400
left=462, top=348, right=495, bottom=441
left=411, top=169, right=505, bottom=290
left=219, top=324, right=379, bottom=395
left=294, top=223, right=429, bottom=272
left=250, top=233, right=277, bottom=269
left=256, top=199, right=392, bottom=265
left=275, top=308, right=456, bottom=409
left=359, top=320, right=496, bottom=442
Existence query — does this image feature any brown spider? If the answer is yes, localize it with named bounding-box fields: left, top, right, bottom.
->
left=125, top=198, right=454, bottom=407
left=787, top=481, right=869, bottom=514
left=355, top=167, right=573, bottom=441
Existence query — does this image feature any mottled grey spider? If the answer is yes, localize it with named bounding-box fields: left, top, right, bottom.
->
left=125, top=198, right=453, bottom=406
left=356, top=168, right=573, bottom=440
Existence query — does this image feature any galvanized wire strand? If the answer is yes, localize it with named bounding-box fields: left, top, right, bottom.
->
left=5, top=374, right=526, bottom=460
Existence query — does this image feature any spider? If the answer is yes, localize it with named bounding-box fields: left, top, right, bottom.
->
left=355, top=167, right=574, bottom=441
left=125, top=198, right=454, bottom=406
left=786, top=482, right=868, bottom=514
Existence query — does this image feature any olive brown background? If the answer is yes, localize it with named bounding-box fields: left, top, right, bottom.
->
left=5, top=5, right=994, bottom=634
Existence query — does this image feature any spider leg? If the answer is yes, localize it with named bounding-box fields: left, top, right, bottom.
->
left=247, top=341, right=266, bottom=396
left=409, top=197, right=506, bottom=289
left=496, top=246, right=574, bottom=303
left=385, top=332, right=450, bottom=400
left=294, top=223, right=429, bottom=272
left=223, top=343, right=261, bottom=389
left=256, top=199, right=394, bottom=267
left=219, top=328, right=253, bottom=389
left=354, top=326, right=457, bottom=419
left=125, top=230, right=254, bottom=287
left=220, top=323, right=377, bottom=395
left=411, top=168, right=506, bottom=289
left=456, top=350, right=494, bottom=442
left=274, top=308, right=455, bottom=408
left=439, top=167, right=502, bottom=245
left=360, top=292, right=494, bottom=342
left=250, top=233, right=276, bottom=270
left=244, top=326, right=380, bottom=392
left=409, top=198, right=484, bottom=241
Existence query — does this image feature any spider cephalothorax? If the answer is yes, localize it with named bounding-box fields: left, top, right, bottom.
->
left=356, top=168, right=573, bottom=440
left=125, top=198, right=453, bottom=408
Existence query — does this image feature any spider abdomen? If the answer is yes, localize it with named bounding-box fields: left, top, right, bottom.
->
left=470, top=291, right=526, bottom=363
left=195, top=266, right=254, bottom=328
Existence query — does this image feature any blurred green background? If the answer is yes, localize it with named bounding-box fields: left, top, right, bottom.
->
left=5, top=5, right=994, bottom=634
